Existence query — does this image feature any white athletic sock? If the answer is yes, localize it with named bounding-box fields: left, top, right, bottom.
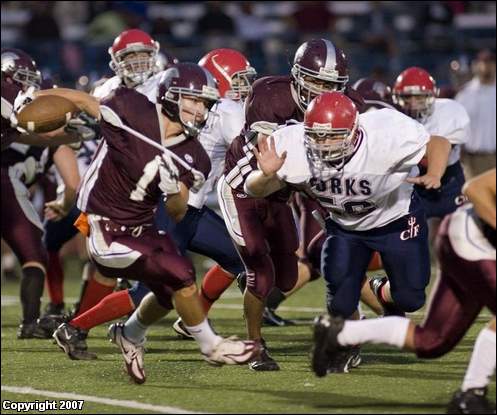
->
left=337, top=316, right=410, bottom=348
left=123, top=311, right=148, bottom=344
left=185, top=318, right=223, bottom=355
left=461, top=327, right=496, bottom=392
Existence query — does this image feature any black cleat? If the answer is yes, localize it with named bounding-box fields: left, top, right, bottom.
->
left=236, top=272, right=247, bottom=294
left=369, top=275, right=406, bottom=317
left=17, top=322, right=50, bottom=339
left=115, top=278, right=132, bottom=291
left=53, top=323, right=96, bottom=360
left=446, top=388, right=496, bottom=414
left=43, top=302, right=65, bottom=316
left=311, top=314, right=347, bottom=377
left=262, top=307, right=296, bottom=327
left=37, top=314, right=68, bottom=338
left=248, top=339, right=280, bottom=371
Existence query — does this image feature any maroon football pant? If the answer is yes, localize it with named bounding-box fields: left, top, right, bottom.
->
left=414, top=218, right=496, bottom=359
left=1, top=168, right=47, bottom=267
left=87, top=218, right=195, bottom=310
left=233, top=195, right=299, bottom=299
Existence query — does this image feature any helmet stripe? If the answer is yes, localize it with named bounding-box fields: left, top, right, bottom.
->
left=323, top=39, right=337, bottom=70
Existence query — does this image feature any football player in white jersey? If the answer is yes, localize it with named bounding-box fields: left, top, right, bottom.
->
left=392, top=67, right=470, bottom=223
left=367, top=67, right=471, bottom=315
left=312, top=169, right=495, bottom=414
left=245, top=91, right=451, bottom=371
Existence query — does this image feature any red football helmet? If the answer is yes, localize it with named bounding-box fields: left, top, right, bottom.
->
left=304, top=92, right=359, bottom=170
left=392, top=67, right=439, bottom=122
left=198, top=48, right=256, bottom=100
left=1, top=48, right=41, bottom=91
left=291, top=39, right=349, bottom=110
left=108, top=29, right=160, bottom=87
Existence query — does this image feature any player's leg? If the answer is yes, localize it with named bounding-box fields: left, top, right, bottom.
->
left=42, top=205, right=81, bottom=314
left=376, top=204, right=430, bottom=314
left=1, top=170, right=48, bottom=339
left=183, top=205, right=243, bottom=312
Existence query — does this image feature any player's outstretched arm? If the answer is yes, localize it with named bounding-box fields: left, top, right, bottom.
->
left=35, top=88, right=100, bottom=120
left=245, top=135, right=287, bottom=198
left=45, top=145, right=80, bottom=221
left=407, top=135, right=451, bottom=189
left=463, top=168, right=496, bottom=229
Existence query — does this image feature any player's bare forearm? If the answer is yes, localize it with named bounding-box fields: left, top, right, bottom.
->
left=54, top=145, right=80, bottom=209
left=425, top=135, right=451, bottom=180
left=463, top=168, right=496, bottom=229
left=35, top=88, right=100, bottom=119
left=244, top=170, right=286, bottom=198
left=16, top=129, right=82, bottom=147
left=165, top=183, right=189, bottom=223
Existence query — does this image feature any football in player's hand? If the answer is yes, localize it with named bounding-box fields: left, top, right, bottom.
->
left=16, top=95, right=79, bottom=133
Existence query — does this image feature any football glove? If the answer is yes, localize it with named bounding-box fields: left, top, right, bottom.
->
left=158, top=153, right=181, bottom=196
left=190, top=168, right=205, bottom=194
left=64, top=112, right=100, bottom=142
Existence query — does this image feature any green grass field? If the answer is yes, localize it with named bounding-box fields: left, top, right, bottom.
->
left=1, top=257, right=495, bottom=414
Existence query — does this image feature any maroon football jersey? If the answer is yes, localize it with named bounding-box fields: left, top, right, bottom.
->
left=78, top=86, right=210, bottom=226
left=1, top=80, right=55, bottom=185
left=2, top=80, right=22, bottom=151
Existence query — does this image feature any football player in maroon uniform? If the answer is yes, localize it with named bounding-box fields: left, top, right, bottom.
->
left=45, top=63, right=259, bottom=383
left=220, top=38, right=375, bottom=371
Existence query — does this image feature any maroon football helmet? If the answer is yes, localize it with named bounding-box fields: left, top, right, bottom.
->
left=352, top=78, right=392, bottom=102
left=304, top=92, right=359, bottom=172
left=1, top=48, right=41, bottom=91
left=157, top=63, right=220, bottom=137
left=291, top=39, right=349, bottom=110
left=155, top=50, right=179, bottom=72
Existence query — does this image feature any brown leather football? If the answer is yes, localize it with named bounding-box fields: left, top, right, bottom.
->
left=17, top=95, right=79, bottom=133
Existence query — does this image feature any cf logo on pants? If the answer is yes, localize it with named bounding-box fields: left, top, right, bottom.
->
left=400, top=216, right=420, bottom=241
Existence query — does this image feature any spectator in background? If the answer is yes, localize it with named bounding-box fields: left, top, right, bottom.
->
left=290, top=1, right=335, bottom=38
left=86, top=4, right=128, bottom=45
left=456, top=50, right=496, bottom=178
left=23, top=1, right=60, bottom=40
left=196, top=2, right=235, bottom=37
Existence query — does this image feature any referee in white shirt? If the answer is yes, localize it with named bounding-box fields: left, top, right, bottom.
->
left=456, top=49, right=496, bottom=178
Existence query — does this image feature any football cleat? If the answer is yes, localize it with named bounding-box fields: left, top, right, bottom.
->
left=262, top=307, right=296, bottom=327
left=248, top=339, right=280, bottom=371
left=348, top=345, right=362, bottom=369
left=311, top=314, right=347, bottom=377
left=17, top=322, right=51, bottom=339
left=172, top=318, right=194, bottom=340
left=203, top=336, right=260, bottom=366
left=446, top=388, right=496, bottom=414
left=369, top=275, right=406, bottom=317
left=108, top=322, right=146, bottom=384
left=37, top=313, right=68, bottom=338
left=43, top=302, right=65, bottom=316
left=53, top=323, right=96, bottom=360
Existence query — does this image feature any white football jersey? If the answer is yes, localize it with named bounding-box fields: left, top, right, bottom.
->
left=447, top=204, right=495, bottom=261
left=91, top=76, right=122, bottom=100
left=423, top=98, right=470, bottom=166
left=189, top=98, right=245, bottom=209
left=272, top=108, right=430, bottom=231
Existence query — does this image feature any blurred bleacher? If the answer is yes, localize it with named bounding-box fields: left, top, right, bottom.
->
left=1, top=1, right=495, bottom=89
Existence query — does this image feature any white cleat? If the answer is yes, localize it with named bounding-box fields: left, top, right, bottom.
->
left=108, top=322, right=146, bottom=384
left=203, top=336, right=260, bottom=366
